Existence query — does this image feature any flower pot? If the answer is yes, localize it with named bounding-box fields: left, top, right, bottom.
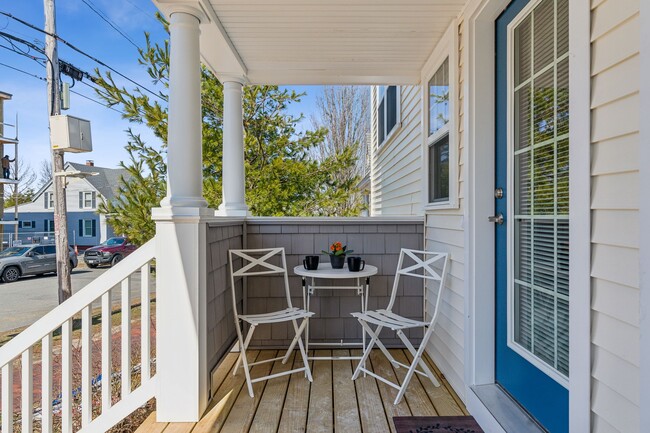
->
left=330, top=254, right=346, bottom=269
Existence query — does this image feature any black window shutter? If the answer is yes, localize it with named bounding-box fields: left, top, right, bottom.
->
left=44, top=193, right=48, bottom=209
left=92, top=219, right=97, bottom=237
left=79, top=219, right=83, bottom=237
left=18, top=221, right=22, bottom=229
left=79, top=192, right=83, bottom=209
left=92, top=192, right=96, bottom=209
left=44, top=220, right=48, bottom=231
left=32, top=220, right=36, bottom=228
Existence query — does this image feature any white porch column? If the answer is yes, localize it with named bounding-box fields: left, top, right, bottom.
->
left=217, top=79, right=249, bottom=216
left=153, top=4, right=212, bottom=423
left=160, top=8, right=207, bottom=210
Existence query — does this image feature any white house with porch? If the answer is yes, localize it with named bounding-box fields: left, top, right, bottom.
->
left=0, top=0, right=648, bottom=432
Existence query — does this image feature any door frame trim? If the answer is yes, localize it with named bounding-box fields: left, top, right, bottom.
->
left=462, top=0, right=591, bottom=431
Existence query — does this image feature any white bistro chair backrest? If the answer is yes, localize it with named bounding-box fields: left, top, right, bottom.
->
left=387, top=248, right=449, bottom=328
left=228, top=247, right=293, bottom=315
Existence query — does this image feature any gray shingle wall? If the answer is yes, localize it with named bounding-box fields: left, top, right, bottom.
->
left=206, top=222, right=244, bottom=372
left=244, top=219, right=425, bottom=348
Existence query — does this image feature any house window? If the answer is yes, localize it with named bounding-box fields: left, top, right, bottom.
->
left=44, top=219, right=55, bottom=232
left=44, top=192, right=54, bottom=209
left=427, top=57, right=453, bottom=204
left=19, top=220, right=35, bottom=229
left=81, top=219, right=96, bottom=237
left=377, top=86, right=400, bottom=146
left=79, top=191, right=96, bottom=209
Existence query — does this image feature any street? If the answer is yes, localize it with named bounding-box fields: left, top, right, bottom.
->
left=0, top=266, right=154, bottom=333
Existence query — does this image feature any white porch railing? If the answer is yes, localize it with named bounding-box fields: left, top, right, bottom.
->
left=0, top=239, right=156, bottom=433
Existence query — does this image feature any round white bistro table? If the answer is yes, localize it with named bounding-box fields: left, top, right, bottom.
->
left=293, top=262, right=378, bottom=361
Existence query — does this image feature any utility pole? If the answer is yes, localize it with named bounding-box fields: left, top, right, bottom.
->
left=44, top=0, right=72, bottom=303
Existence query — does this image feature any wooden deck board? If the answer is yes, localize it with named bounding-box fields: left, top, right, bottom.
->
left=306, top=350, right=334, bottom=433
left=136, top=349, right=468, bottom=433
left=350, top=349, right=391, bottom=433
left=192, top=350, right=261, bottom=433
left=220, top=350, right=277, bottom=432
left=136, top=412, right=168, bottom=433
left=404, top=350, right=466, bottom=416
left=249, top=351, right=296, bottom=433
left=277, top=350, right=312, bottom=433
left=389, top=349, right=439, bottom=416
left=332, top=350, right=362, bottom=432
left=368, top=349, right=412, bottom=433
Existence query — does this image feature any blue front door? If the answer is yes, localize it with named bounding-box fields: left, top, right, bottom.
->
left=495, top=0, right=569, bottom=431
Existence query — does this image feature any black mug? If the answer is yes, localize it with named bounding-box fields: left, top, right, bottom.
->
left=347, top=256, right=365, bottom=272
left=303, top=255, right=319, bottom=270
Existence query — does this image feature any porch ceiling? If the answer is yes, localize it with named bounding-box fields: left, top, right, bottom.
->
left=153, top=0, right=465, bottom=85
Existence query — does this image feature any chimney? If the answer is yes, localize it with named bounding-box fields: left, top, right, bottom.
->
left=85, top=160, right=94, bottom=166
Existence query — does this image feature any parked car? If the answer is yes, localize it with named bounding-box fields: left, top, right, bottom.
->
left=83, top=237, right=137, bottom=268
left=0, top=244, right=78, bottom=283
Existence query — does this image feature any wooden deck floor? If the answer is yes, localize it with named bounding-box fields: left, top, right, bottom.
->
left=136, top=349, right=468, bottom=433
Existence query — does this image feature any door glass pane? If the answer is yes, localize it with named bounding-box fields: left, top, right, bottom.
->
left=512, top=0, right=569, bottom=378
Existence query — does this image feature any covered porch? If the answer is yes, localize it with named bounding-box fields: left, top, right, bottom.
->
left=148, top=0, right=470, bottom=427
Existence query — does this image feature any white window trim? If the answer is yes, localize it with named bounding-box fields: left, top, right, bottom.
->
left=45, top=192, right=54, bottom=209
left=376, top=85, right=402, bottom=150
left=82, top=191, right=94, bottom=209
left=82, top=219, right=94, bottom=237
left=422, top=21, right=459, bottom=211
left=21, top=221, right=34, bottom=229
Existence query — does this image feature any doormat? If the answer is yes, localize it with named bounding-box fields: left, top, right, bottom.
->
left=394, top=416, right=485, bottom=433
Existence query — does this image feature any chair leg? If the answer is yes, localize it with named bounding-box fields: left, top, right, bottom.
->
left=234, top=322, right=256, bottom=374
left=234, top=321, right=256, bottom=397
left=397, top=330, right=440, bottom=387
left=282, top=330, right=298, bottom=364
left=357, top=320, right=398, bottom=367
left=293, top=318, right=313, bottom=382
left=351, top=322, right=382, bottom=380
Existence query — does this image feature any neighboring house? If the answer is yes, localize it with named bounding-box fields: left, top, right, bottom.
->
left=1, top=1, right=648, bottom=433
left=3, top=161, right=128, bottom=247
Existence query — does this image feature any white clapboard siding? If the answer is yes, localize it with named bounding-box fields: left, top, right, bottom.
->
left=423, top=18, right=466, bottom=402
left=371, top=85, right=423, bottom=215
left=589, top=0, right=640, bottom=430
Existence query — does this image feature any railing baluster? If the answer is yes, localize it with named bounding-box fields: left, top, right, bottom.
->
left=2, top=361, right=14, bottom=433
left=41, top=334, right=52, bottom=433
left=102, top=289, right=112, bottom=412
left=21, top=348, right=33, bottom=432
left=121, top=276, right=132, bottom=398
left=61, top=319, right=72, bottom=433
left=81, top=305, right=92, bottom=427
left=140, top=263, right=151, bottom=382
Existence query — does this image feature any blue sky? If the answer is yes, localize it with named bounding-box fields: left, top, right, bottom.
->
left=0, top=0, right=321, bottom=174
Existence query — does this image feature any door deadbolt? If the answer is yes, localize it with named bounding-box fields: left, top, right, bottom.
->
left=488, top=213, right=504, bottom=225
left=495, top=188, right=504, bottom=199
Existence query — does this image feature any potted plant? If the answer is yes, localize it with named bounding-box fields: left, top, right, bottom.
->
left=322, top=241, right=353, bottom=269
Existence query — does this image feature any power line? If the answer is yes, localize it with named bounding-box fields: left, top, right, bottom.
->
left=0, top=61, right=46, bottom=81
left=0, top=12, right=166, bottom=102
left=122, top=0, right=160, bottom=23
left=80, top=0, right=141, bottom=50
left=0, top=61, right=127, bottom=115
left=69, top=89, right=126, bottom=114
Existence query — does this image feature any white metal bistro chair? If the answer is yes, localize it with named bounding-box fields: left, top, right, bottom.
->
left=229, top=247, right=314, bottom=397
left=351, top=248, right=449, bottom=404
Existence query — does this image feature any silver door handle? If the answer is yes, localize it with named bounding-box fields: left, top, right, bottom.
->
left=488, top=214, right=504, bottom=225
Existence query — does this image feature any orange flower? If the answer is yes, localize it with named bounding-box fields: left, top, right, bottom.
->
left=330, top=245, right=335, bottom=251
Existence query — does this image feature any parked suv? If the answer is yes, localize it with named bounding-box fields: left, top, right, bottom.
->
left=83, top=237, right=137, bottom=268
left=0, top=244, right=78, bottom=283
